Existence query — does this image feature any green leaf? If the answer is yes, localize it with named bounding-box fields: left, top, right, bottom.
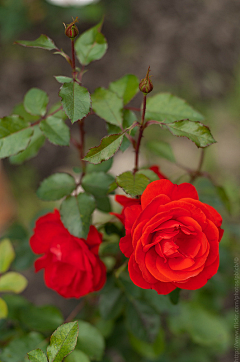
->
left=91, top=88, right=123, bottom=126
left=0, top=238, right=15, bottom=273
left=137, top=169, right=159, bottom=182
left=10, top=125, right=45, bottom=164
left=99, top=287, right=125, bottom=320
left=169, top=303, right=230, bottom=352
left=95, top=196, right=111, bottom=213
left=125, top=299, right=161, bottom=343
left=27, top=349, right=48, bottom=362
left=47, top=321, right=78, bottom=362
left=0, top=332, right=46, bottom=362
left=65, top=350, right=90, bottom=362
left=86, top=158, right=113, bottom=173
left=0, top=272, right=28, bottom=293
left=82, top=172, right=115, bottom=197
left=40, top=116, right=70, bottom=146
left=109, top=74, right=139, bottom=105
left=122, top=109, right=138, bottom=135
left=77, top=320, right=105, bottom=361
left=60, top=193, right=95, bottom=239
left=11, top=238, right=35, bottom=271
left=37, top=173, right=76, bottom=201
left=169, top=288, right=181, bottom=305
left=12, top=103, right=39, bottom=122
left=15, top=34, right=58, bottom=50
left=215, top=185, right=231, bottom=213
left=165, top=120, right=216, bottom=148
left=75, top=21, right=107, bottom=66
left=116, top=171, right=150, bottom=197
left=108, top=181, right=118, bottom=194
left=24, top=88, right=49, bottom=117
left=48, top=102, right=67, bottom=120
left=1, top=294, right=31, bottom=321
left=59, top=83, right=91, bottom=124
left=145, top=93, right=204, bottom=123
left=84, top=133, right=123, bottom=164
left=20, top=305, right=63, bottom=334
left=54, top=76, right=73, bottom=84
left=0, top=297, right=8, bottom=319
left=145, top=140, right=175, bottom=162
left=0, top=115, right=33, bottom=158
left=129, top=329, right=164, bottom=359
left=120, top=135, right=131, bottom=152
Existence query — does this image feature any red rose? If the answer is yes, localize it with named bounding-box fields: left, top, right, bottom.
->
left=30, top=210, right=106, bottom=298
left=116, top=179, right=223, bottom=295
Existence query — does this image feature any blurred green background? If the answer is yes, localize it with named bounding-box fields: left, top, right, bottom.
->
left=0, top=1, right=239, bottom=361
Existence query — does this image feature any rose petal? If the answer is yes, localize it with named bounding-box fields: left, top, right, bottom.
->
left=85, top=225, right=102, bottom=255
left=35, top=254, right=49, bottom=272
left=93, top=260, right=106, bottom=291
left=124, top=205, right=142, bottom=234
left=144, top=248, right=172, bottom=282
left=128, top=254, right=152, bottom=289
left=149, top=166, right=167, bottom=179
left=152, top=281, right=176, bottom=295
left=135, top=241, right=159, bottom=283
left=168, top=257, right=195, bottom=270
left=174, top=255, right=219, bottom=290
left=156, top=253, right=205, bottom=281
left=171, top=183, right=199, bottom=201
left=141, top=180, right=173, bottom=210
left=203, top=219, right=220, bottom=267
left=119, top=234, right=134, bottom=258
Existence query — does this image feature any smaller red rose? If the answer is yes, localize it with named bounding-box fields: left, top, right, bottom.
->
left=30, top=209, right=106, bottom=298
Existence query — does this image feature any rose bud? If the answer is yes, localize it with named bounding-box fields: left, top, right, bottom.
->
left=64, top=17, right=79, bottom=39
left=139, top=66, right=153, bottom=94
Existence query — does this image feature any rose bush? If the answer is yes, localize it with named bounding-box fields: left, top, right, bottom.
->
left=115, top=179, right=224, bottom=294
left=30, top=210, right=106, bottom=298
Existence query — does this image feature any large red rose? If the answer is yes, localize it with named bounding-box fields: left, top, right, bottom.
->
left=30, top=209, right=106, bottom=298
left=115, top=179, right=224, bottom=295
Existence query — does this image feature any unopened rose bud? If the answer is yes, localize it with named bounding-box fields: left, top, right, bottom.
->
left=139, top=66, right=153, bottom=94
left=64, top=17, right=79, bottom=39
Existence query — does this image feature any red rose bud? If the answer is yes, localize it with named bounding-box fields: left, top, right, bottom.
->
left=139, top=66, right=153, bottom=94
left=64, top=17, right=79, bottom=39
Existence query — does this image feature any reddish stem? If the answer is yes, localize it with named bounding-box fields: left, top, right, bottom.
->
left=134, top=95, right=147, bottom=174
left=79, top=119, right=86, bottom=175
left=71, top=39, right=77, bottom=79
left=64, top=301, right=84, bottom=323
left=190, top=149, right=205, bottom=183
left=31, top=106, right=63, bottom=127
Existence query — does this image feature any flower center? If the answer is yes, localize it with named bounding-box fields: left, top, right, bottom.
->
left=142, top=219, right=197, bottom=262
